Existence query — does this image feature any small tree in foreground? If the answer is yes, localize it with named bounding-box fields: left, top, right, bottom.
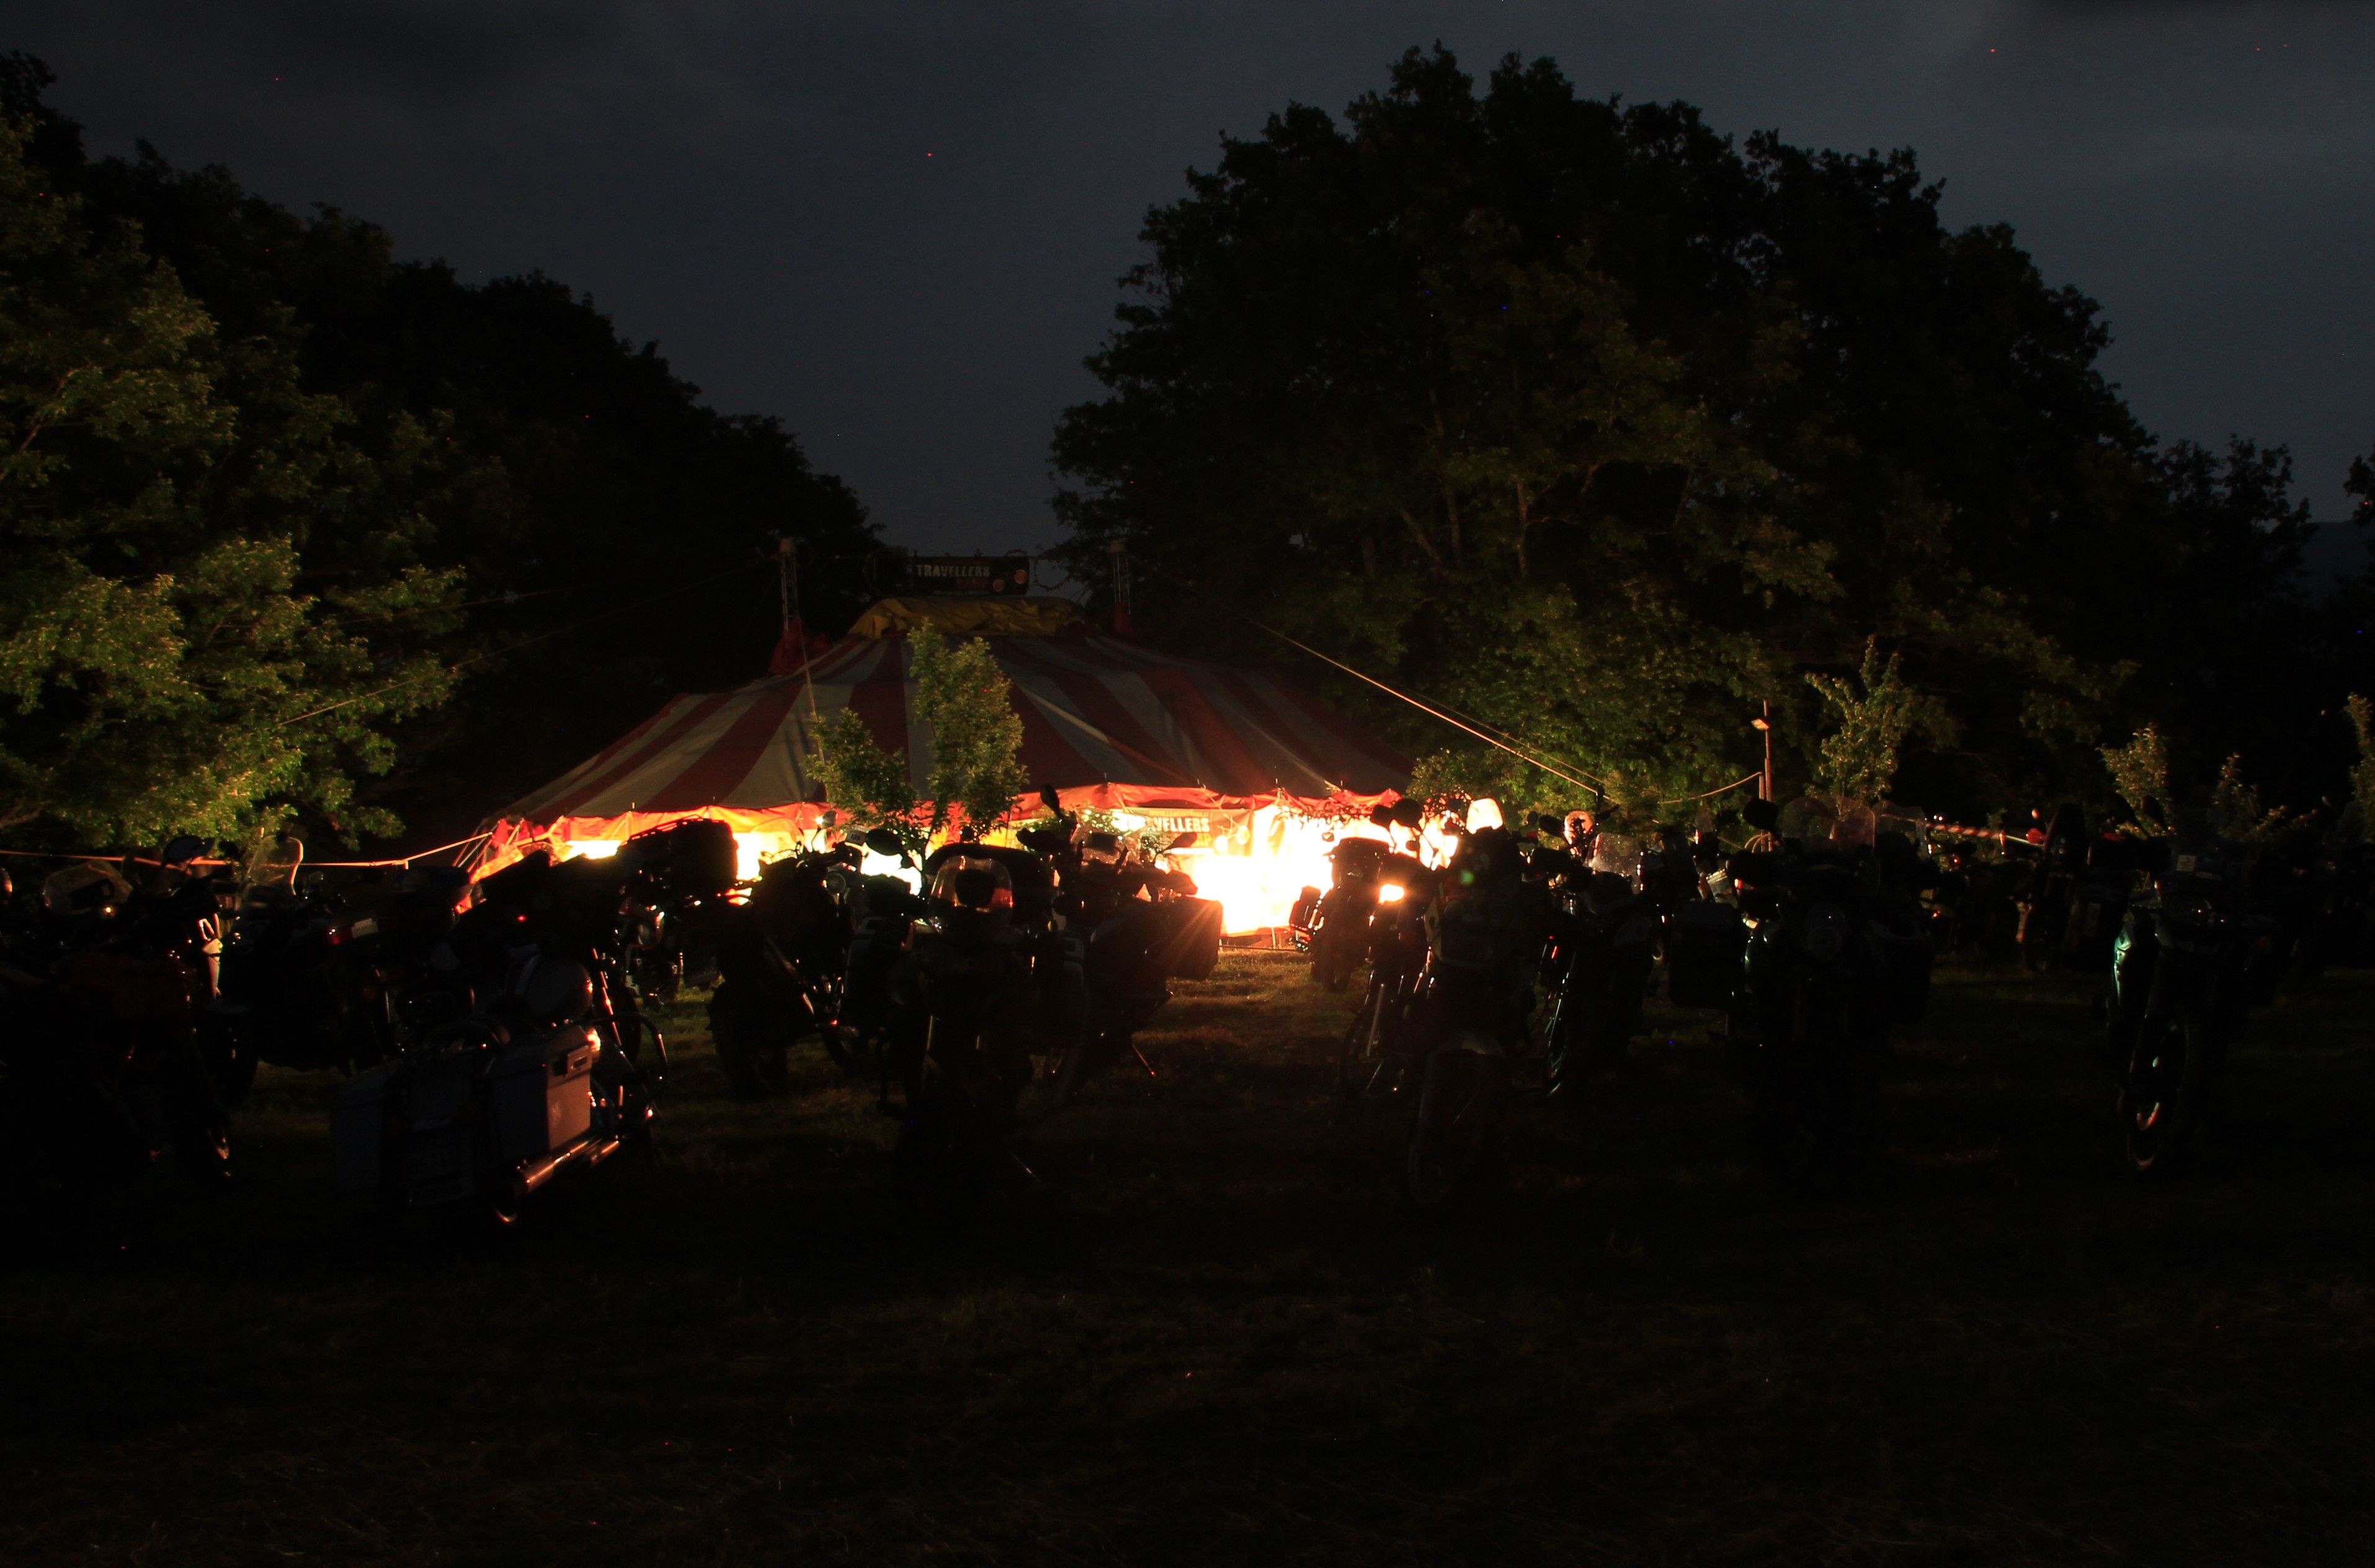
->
left=1806, top=639, right=1920, bottom=809
left=909, top=623, right=1027, bottom=842
left=2345, top=695, right=2375, bottom=837
left=2100, top=726, right=2174, bottom=838
left=2208, top=753, right=2289, bottom=845
left=808, top=623, right=1025, bottom=854
left=808, top=706, right=923, bottom=857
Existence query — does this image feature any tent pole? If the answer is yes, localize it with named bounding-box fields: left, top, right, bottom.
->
left=782, top=537, right=819, bottom=721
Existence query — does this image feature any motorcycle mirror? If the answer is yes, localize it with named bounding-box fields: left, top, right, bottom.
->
left=863, top=827, right=907, bottom=858
left=1366, top=803, right=1394, bottom=829
left=1535, top=813, right=1563, bottom=837
left=1389, top=799, right=1427, bottom=831
left=1744, top=797, right=1781, bottom=834
left=161, top=834, right=208, bottom=866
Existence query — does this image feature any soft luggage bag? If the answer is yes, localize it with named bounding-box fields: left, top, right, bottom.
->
left=1157, top=898, right=1224, bottom=981
left=624, top=817, right=739, bottom=901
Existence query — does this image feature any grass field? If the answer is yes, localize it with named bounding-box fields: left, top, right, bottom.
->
left=4, top=949, right=2373, bottom=1566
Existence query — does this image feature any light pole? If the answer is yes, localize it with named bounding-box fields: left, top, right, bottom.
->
left=1751, top=702, right=1773, bottom=801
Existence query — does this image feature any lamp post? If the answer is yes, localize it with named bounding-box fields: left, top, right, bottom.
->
left=1751, top=702, right=1773, bottom=801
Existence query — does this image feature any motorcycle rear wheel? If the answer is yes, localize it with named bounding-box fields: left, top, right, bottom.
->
left=1406, top=1048, right=1505, bottom=1212
left=1309, top=923, right=1358, bottom=993
left=2121, top=1014, right=2206, bottom=1176
left=1339, top=987, right=1392, bottom=1100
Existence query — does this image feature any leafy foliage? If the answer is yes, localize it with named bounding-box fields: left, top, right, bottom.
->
left=2346, top=695, right=2375, bottom=839
left=6, top=55, right=880, bottom=847
left=2208, top=754, right=2289, bottom=847
left=0, top=115, right=458, bottom=841
left=1805, top=641, right=1922, bottom=808
left=808, top=706, right=922, bottom=857
left=909, top=624, right=1027, bottom=842
left=2100, top=727, right=2174, bottom=839
left=1052, top=46, right=2332, bottom=821
left=808, top=627, right=1028, bottom=853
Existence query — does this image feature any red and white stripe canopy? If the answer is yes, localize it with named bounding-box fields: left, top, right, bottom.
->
left=479, top=614, right=1408, bottom=868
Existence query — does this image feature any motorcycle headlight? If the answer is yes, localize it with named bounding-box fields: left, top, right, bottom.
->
left=1376, top=883, right=1406, bottom=905
left=1802, top=902, right=1849, bottom=962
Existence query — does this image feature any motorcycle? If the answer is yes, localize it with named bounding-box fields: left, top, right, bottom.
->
left=1537, top=826, right=1665, bottom=1098
left=1336, top=849, right=1437, bottom=1103
left=328, top=849, right=663, bottom=1229
left=1287, top=799, right=1426, bottom=989
left=204, top=847, right=488, bottom=1103
left=837, top=828, right=936, bottom=1066
left=2103, top=836, right=2284, bottom=1175
left=597, top=817, right=859, bottom=1102
left=882, top=851, right=1052, bottom=1228
left=0, top=844, right=236, bottom=1213
left=1714, top=798, right=1932, bottom=1187
left=2016, top=805, right=2088, bottom=970
left=1041, top=842, right=1217, bottom=1108
left=1339, top=826, right=1545, bottom=1211
left=704, top=844, right=867, bottom=1097
left=2005, top=805, right=2131, bottom=976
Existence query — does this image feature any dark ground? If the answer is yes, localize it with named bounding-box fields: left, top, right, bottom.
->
left=4, top=950, right=2371, bottom=1566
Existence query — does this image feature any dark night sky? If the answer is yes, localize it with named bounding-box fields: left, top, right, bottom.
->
left=7, top=2, right=2371, bottom=551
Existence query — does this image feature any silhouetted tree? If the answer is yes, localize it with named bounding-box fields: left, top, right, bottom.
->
left=7, top=55, right=879, bottom=844
left=1053, top=47, right=2330, bottom=819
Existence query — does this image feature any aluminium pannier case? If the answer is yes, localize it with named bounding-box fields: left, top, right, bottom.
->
left=491, top=1026, right=599, bottom=1164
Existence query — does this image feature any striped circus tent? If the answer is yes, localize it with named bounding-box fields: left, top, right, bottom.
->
left=475, top=598, right=1409, bottom=876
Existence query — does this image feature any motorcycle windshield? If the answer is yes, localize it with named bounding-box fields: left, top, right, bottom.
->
left=1589, top=835, right=1642, bottom=878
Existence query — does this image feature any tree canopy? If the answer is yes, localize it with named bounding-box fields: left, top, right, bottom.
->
left=3, top=51, right=880, bottom=850
left=1053, top=47, right=2328, bottom=822
left=0, top=114, right=458, bottom=842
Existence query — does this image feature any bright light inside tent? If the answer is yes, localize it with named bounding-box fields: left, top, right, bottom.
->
left=1376, top=881, right=1406, bottom=904
left=1464, top=797, right=1503, bottom=832
left=1167, top=805, right=1392, bottom=935
left=860, top=847, right=923, bottom=894
left=733, top=832, right=793, bottom=884
left=564, top=839, right=622, bottom=860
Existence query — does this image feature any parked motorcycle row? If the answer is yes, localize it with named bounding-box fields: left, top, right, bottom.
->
left=0, top=828, right=684, bottom=1234
left=1291, top=791, right=2369, bottom=1206
left=0, top=793, right=1225, bottom=1236
left=3, top=777, right=2358, bottom=1235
